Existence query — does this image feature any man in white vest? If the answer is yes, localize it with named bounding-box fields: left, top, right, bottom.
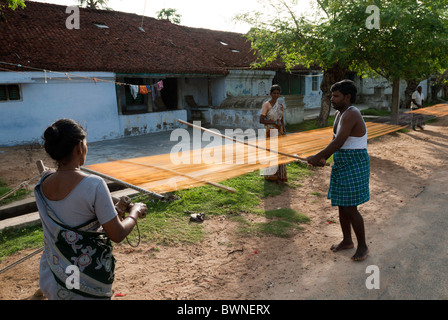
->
left=410, top=86, right=425, bottom=130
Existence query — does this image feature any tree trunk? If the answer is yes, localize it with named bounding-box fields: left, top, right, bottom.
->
left=431, top=83, right=442, bottom=103
left=316, top=64, right=347, bottom=128
left=402, top=79, right=418, bottom=109
left=390, top=78, right=401, bottom=124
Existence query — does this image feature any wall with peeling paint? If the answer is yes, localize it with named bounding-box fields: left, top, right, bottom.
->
left=119, top=110, right=187, bottom=137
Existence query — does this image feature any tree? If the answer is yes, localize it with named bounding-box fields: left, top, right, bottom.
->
left=0, top=0, right=24, bottom=10
left=0, top=0, right=25, bottom=20
left=428, top=70, right=448, bottom=103
left=157, top=8, right=181, bottom=24
left=328, top=1, right=448, bottom=120
left=237, top=0, right=366, bottom=127
left=79, top=0, right=110, bottom=10
left=237, top=0, right=448, bottom=126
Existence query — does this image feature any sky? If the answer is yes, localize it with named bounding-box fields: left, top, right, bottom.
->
left=31, top=0, right=313, bottom=33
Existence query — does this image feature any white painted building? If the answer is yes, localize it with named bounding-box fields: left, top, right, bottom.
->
left=0, top=71, right=187, bottom=146
left=0, top=2, right=348, bottom=147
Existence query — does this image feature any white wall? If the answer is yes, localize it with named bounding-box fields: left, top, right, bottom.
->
left=225, top=70, right=276, bottom=99
left=119, top=109, right=187, bottom=136
left=181, top=78, right=210, bottom=107
left=356, top=76, right=429, bottom=109
left=0, top=71, right=121, bottom=146
left=303, top=73, right=323, bottom=109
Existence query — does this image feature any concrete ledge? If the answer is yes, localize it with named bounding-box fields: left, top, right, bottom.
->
left=0, top=188, right=141, bottom=231
left=0, top=197, right=38, bottom=221
left=0, top=211, right=41, bottom=230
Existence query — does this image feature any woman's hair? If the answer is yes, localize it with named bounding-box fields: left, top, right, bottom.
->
left=331, top=80, right=358, bottom=103
left=270, top=84, right=282, bottom=94
left=43, top=119, right=87, bottom=164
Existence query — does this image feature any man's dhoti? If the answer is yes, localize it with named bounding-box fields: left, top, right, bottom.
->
left=328, top=149, right=370, bottom=207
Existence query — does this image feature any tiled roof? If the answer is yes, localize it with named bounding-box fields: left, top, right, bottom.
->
left=0, top=1, right=264, bottom=75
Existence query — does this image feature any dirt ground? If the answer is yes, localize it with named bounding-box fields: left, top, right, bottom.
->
left=0, top=116, right=447, bottom=300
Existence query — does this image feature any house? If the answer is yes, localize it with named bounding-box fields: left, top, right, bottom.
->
left=0, top=1, right=325, bottom=146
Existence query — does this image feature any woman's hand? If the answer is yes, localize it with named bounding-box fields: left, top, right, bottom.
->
left=129, top=202, right=147, bottom=219
left=103, top=203, right=147, bottom=243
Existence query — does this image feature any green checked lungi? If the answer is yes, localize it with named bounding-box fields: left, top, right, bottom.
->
left=328, top=149, right=370, bottom=207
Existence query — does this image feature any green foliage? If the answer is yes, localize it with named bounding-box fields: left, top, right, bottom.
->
left=237, top=0, right=448, bottom=82
left=79, top=0, right=109, bottom=9
left=0, top=0, right=25, bottom=19
left=0, top=0, right=25, bottom=11
left=237, top=0, right=359, bottom=72
left=329, top=0, right=448, bottom=82
left=157, top=8, right=182, bottom=24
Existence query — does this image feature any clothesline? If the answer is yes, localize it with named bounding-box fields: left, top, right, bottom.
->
left=129, top=81, right=164, bottom=101
left=0, top=61, right=164, bottom=91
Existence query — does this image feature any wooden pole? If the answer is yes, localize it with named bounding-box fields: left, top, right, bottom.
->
left=178, top=119, right=325, bottom=165
left=36, top=160, right=166, bottom=200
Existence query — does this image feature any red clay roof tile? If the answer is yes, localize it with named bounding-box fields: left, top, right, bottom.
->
left=0, top=1, right=262, bottom=75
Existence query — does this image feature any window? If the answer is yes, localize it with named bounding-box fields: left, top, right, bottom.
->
left=312, top=73, right=319, bottom=91
left=0, top=85, right=21, bottom=101
left=121, top=78, right=147, bottom=114
left=276, top=72, right=304, bottom=95
left=116, top=77, right=178, bottom=115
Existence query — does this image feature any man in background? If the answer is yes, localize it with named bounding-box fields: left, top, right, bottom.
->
left=410, top=86, right=425, bottom=130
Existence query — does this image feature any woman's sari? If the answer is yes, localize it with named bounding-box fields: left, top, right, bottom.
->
left=261, top=101, right=288, bottom=182
left=34, top=173, right=115, bottom=299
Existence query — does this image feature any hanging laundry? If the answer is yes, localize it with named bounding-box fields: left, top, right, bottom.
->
left=130, top=85, right=139, bottom=99
left=157, top=80, right=164, bottom=91
left=139, top=85, right=149, bottom=95
left=146, top=85, right=152, bottom=93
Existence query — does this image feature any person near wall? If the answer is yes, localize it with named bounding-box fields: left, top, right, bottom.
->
left=410, top=85, right=425, bottom=130
left=34, top=119, right=147, bottom=300
left=259, top=84, right=288, bottom=184
left=306, top=80, right=370, bottom=262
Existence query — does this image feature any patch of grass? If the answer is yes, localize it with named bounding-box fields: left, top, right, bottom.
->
left=286, top=116, right=336, bottom=133
left=0, top=225, right=44, bottom=263
left=128, top=214, right=205, bottom=246
left=0, top=146, right=317, bottom=260
left=237, top=207, right=310, bottom=238
left=0, top=178, right=32, bottom=206
left=128, top=162, right=315, bottom=245
left=1, top=162, right=317, bottom=260
left=361, top=108, right=391, bottom=117
left=265, top=207, right=311, bottom=224
left=133, top=165, right=312, bottom=245
left=258, top=220, right=296, bottom=238
left=285, top=161, right=315, bottom=188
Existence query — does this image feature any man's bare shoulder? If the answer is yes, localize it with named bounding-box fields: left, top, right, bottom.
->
left=346, top=106, right=363, bottom=119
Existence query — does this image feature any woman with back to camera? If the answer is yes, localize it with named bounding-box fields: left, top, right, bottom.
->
left=34, top=119, right=147, bottom=300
